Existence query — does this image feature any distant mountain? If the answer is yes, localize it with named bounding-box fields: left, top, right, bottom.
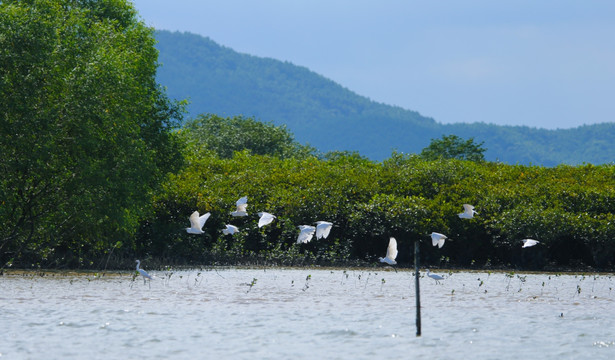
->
left=154, top=30, right=615, bottom=165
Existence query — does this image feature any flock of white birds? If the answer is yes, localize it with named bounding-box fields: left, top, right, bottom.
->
left=136, top=200, right=540, bottom=284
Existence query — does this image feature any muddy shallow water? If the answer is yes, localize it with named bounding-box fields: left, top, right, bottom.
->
left=1, top=268, right=614, bottom=359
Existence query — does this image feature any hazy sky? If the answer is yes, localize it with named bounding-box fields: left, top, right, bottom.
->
left=132, top=0, right=615, bottom=129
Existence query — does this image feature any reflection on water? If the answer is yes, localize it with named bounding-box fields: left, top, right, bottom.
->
left=1, top=268, right=614, bottom=359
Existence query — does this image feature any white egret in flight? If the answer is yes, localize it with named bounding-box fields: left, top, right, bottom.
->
left=431, top=232, right=449, bottom=248
left=231, top=196, right=248, bottom=216
left=297, top=225, right=316, bottom=244
left=257, top=212, right=276, bottom=228
left=135, top=260, right=153, bottom=285
left=186, top=211, right=211, bottom=234
left=379, top=237, right=398, bottom=265
left=458, top=204, right=477, bottom=219
left=426, top=269, right=444, bottom=284
left=222, top=224, right=240, bottom=235
left=522, top=239, right=540, bottom=248
left=315, top=221, right=333, bottom=239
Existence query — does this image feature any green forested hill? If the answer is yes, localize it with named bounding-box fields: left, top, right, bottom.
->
left=155, top=30, right=615, bottom=165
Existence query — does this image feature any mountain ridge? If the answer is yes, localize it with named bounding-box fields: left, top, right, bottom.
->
left=154, top=30, right=615, bottom=165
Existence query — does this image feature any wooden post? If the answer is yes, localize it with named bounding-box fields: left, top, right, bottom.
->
left=415, top=240, right=422, bottom=337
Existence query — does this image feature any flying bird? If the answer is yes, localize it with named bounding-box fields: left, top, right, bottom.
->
left=431, top=232, right=449, bottom=248
left=522, top=239, right=540, bottom=248
left=458, top=204, right=477, bottom=219
left=379, top=237, right=398, bottom=265
left=186, top=211, right=211, bottom=234
left=315, top=221, right=333, bottom=239
left=135, top=260, right=153, bottom=285
left=297, top=225, right=316, bottom=244
left=222, top=224, right=240, bottom=235
left=257, top=212, right=276, bottom=228
left=231, top=196, right=248, bottom=216
left=426, top=269, right=444, bottom=284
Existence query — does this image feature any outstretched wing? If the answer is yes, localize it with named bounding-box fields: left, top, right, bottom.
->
left=198, top=212, right=211, bottom=229
left=315, top=221, right=333, bottom=239
left=386, top=237, right=398, bottom=260
left=258, top=212, right=276, bottom=228
left=297, top=225, right=316, bottom=244
left=189, top=211, right=200, bottom=229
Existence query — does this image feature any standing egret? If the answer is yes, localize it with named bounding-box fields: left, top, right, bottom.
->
left=431, top=232, right=449, bottom=248
left=458, top=204, right=477, bottom=219
left=315, top=221, right=333, bottom=239
left=135, top=260, right=153, bottom=285
left=186, top=211, right=211, bottom=234
left=297, top=225, right=316, bottom=244
left=379, top=237, right=398, bottom=265
left=257, top=212, right=276, bottom=228
left=231, top=196, right=248, bottom=216
left=222, top=224, right=240, bottom=235
left=522, top=239, right=540, bottom=248
left=426, top=269, right=444, bottom=284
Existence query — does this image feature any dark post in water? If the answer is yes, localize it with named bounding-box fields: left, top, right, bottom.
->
left=415, top=240, right=421, bottom=336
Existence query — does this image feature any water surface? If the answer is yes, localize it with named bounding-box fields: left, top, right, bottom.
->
left=1, top=268, right=614, bottom=359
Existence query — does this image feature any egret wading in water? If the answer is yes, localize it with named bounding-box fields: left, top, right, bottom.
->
left=186, top=211, right=211, bottom=234
left=222, top=224, right=239, bottom=235
left=430, top=232, right=449, bottom=248
left=135, top=260, right=153, bottom=287
left=257, top=212, right=276, bottom=228
left=297, top=225, right=316, bottom=244
left=458, top=204, right=477, bottom=219
left=426, top=269, right=444, bottom=284
left=315, top=221, right=333, bottom=240
left=379, top=237, right=398, bottom=270
left=522, top=239, right=540, bottom=248
left=231, top=196, right=248, bottom=217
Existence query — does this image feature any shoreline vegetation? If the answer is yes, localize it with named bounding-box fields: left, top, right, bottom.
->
left=2, top=265, right=613, bottom=278
left=2, top=1, right=614, bottom=273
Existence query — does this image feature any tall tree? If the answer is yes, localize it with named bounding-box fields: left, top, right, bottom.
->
left=420, top=134, right=486, bottom=162
left=182, top=113, right=315, bottom=159
left=0, top=0, right=184, bottom=267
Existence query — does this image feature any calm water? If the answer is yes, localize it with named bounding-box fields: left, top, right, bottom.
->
left=1, top=267, right=614, bottom=359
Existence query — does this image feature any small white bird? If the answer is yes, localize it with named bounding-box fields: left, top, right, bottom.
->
left=297, top=225, right=316, bottom=244
left=458, top=204, right=477, bottom=219
left=379, top=237, right=398, bottom=265
left=222, top=224, right=240, bottom=235
left=186, top=211, right=211, bottom=234
left=135, top=260, right=153, bottom=284
left=431, top=232, right=449, bottom=248
left=315, top=221, right=333, bottom=239
left=522, top=239, right=540, bottom=248
left=426, top=269, right=444, bottom=284
left=231, top=196, right=248, bottom=216
left=257, top=212, right=276, bottom=228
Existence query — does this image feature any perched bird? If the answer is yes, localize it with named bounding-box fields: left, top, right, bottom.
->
left=257, top=212, right=276, bottom=228
left=222, top=224, right=240, bottom=235
left=297, top=225, right=316, bottom=244
left=231, top=196, right=248, bottom=216
left=379, top=237, right=398, bottom=265
left=458, top=204, right=478, bottom=219
left=522, top=239, right=540, bottom=248
left=426, top=269, right=444, bottom=284
left=186, top=211, right=211, bottom=234
left=135, top=260, right=153, bottom=285
left=431, top=232, right=449, bottom=248
left=315, top=221, right=333, bottom=240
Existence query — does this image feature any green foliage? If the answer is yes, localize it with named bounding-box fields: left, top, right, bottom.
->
left=135, top=135, right=615, bottom=270
left=181, top=114, right=316, bottom=159
left=420, top=135, right=486, bottom=162
left=0, top=0, right=184, bottom=268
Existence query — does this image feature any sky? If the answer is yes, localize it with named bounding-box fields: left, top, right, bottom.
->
left=131, top=0, right=615, bottom=129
